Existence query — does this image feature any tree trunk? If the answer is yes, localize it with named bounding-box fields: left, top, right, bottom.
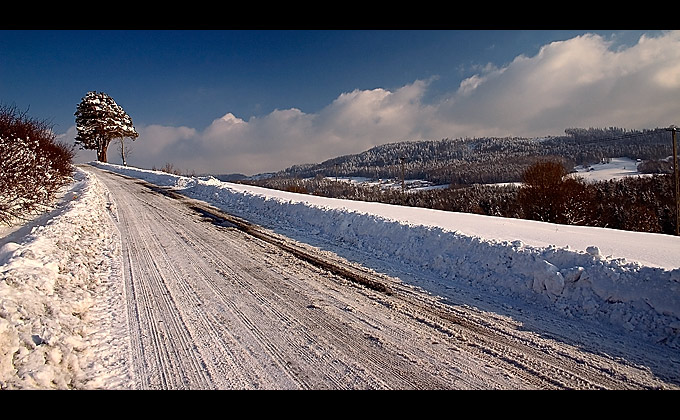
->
left=98, top=142, right=109, bottom=163
left=120, top=137, right=127, bottom=166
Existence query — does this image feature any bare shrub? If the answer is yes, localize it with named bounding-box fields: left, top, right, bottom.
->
left=518, top=160, right=595, bottom=225
left=154, top=162, right=181, bottom=176
left=0, top=104, right=74, bottom=225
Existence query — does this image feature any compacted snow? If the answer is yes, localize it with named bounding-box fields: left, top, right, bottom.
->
left=91, top=163, right=680, bottom=345
left=0, top=168, right=130, bottom=389
left=1, top=160, right=679, bottom=389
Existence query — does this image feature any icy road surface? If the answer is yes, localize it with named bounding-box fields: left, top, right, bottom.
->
left=93, top=167, right=675, bottom=389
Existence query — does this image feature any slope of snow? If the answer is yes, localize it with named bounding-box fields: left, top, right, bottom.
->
left=572, top=157, right=648, bottom=182
left=0, top=168, right=130, bottom=389
left=91, top=162, right=680, bottom=350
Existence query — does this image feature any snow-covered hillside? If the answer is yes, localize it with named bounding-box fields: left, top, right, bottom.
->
left=92, top=162, right=680, bottom=349
left=331, top=156, right=651, bottom=189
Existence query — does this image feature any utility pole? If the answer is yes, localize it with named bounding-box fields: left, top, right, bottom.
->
left=667, top=125, right=679, bottom=236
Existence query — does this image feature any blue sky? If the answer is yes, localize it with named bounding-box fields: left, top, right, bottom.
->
left=1, top=29, right=677, bottom=175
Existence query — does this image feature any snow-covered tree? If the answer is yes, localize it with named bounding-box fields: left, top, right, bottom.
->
left=74, top=91, right=138, bottom=163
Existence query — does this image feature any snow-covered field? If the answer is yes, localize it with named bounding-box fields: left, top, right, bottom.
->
left=2, top=159, right=679, bottom=388
left=572, top=157, right=649, bottom=182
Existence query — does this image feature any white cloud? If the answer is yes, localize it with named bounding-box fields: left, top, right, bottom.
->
left=62, top=31, right=680, bottom=175
left=441, top=31, right=680, bottom=137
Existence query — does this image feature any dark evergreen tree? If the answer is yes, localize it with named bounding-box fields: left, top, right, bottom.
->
left=74, top=91, right=138, bottom=163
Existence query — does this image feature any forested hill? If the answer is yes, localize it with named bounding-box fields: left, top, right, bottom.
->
left=275, top=127, right=672, bottom=186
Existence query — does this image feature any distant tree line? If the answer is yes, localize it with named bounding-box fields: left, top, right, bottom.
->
left=275, top=127, right=672, bottom=186
left=243, top=159, right=678, bottom=236
left=153, top=162, right=196, bottom=178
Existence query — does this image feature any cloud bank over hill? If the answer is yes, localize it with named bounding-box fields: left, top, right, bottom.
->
left=67, top=31, right=680, bottom=175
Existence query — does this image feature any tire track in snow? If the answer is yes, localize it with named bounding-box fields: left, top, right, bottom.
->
left=96, top=169, right=515, bottom=389
left=116, top=187, right=215, bottom=389
left=92, top=166, right=676, bottom=390
left=141, top=196, right=421, bottom=388
left=175, top=215, right=474, bottom=389
left=132, top=189, right=319, bottom=388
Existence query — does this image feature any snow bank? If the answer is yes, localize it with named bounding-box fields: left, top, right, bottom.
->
left=0, top=168, right=130, bottom=389
left=92, top=163, right=680, bottom=349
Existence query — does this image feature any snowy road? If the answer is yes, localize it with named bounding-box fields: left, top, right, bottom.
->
left=93, top=166, right=676, bottom=389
